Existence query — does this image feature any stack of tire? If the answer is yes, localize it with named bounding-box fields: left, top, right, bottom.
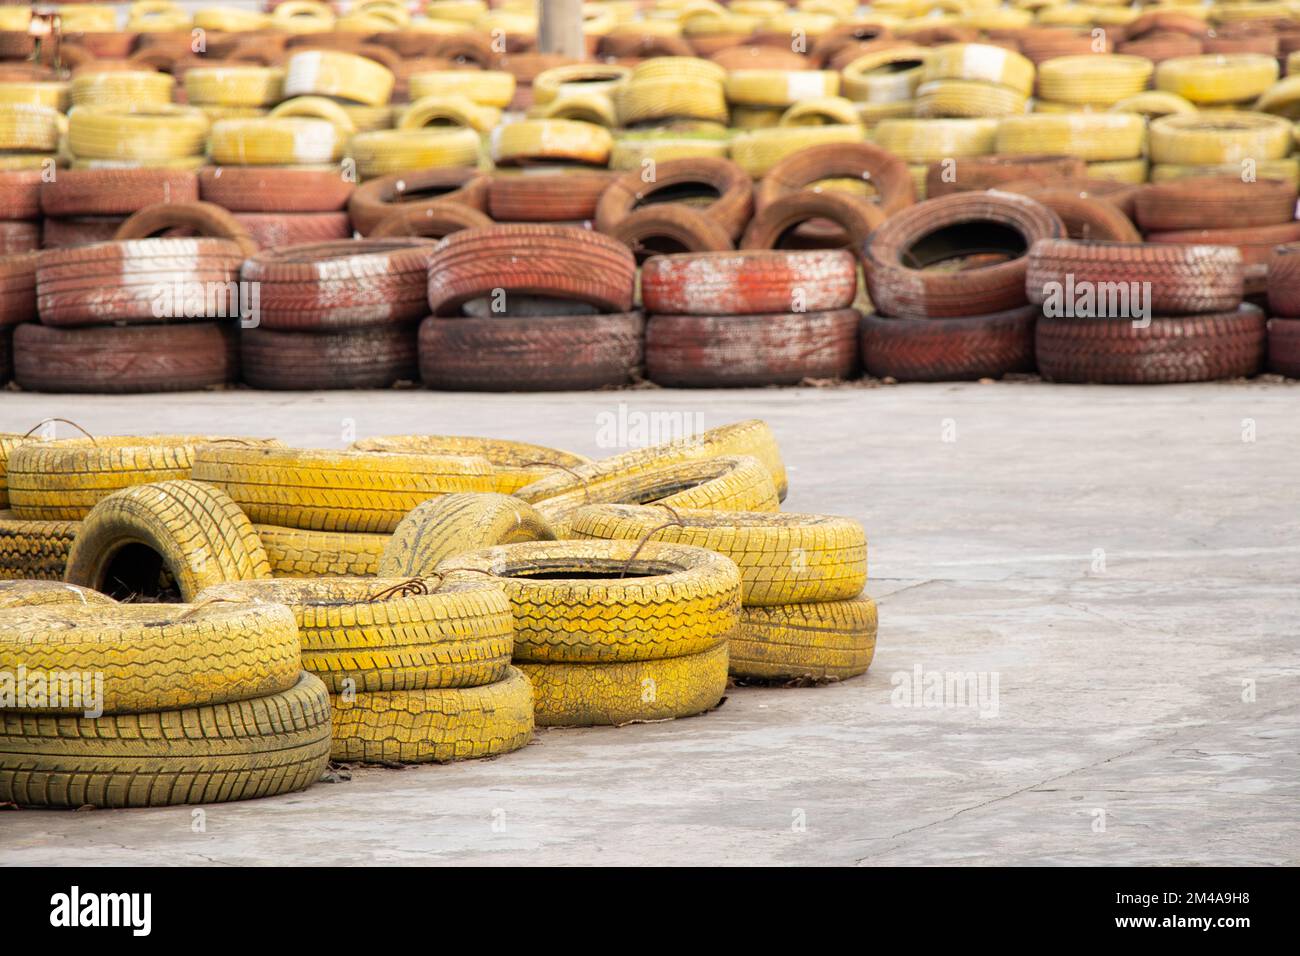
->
left=66, top=71, right=211, bottom=171
left=238, top=237, right=439, bottom=390
left=873, top=117, right=999, bottom=199
left=640, top=249, right=861, bottom=387
left=199, top=164, right=355, bottom=248
left=915, top=42, right=1035, bottom=118
left=0, top=579, right=332, bottom=809
left=419, top=223, right=643, bottom=391
left=39, top=168, right=199, bottom=249
left=0, top=102, right=58, bottom=250
left=610, top=57, right=732, bottom=171
left=1267, top=244, right=1300, bottom=378
left=839, top=44, right=929, bottom=127
left=1147, top=108, right=1295, bottom=186
left=1027, top=237, right=1266, bottom=384
left=13, top=201, right=253, bottom=393
left=195, top=576, right=535, bottom=765
left=996, top=112, right=1149, bottom=185
left=349, top=167, right=491, bottom=238
left=860, top=190, right=1065, bottom=381
left=0, top=168, right=41, bottom=255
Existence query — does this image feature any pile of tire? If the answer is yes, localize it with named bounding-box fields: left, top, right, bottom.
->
left=1268, top=245, right=1300, bottom=378
left=0, top=169, right=41, bottom=255
left=39, top=168, right=199, bottom=250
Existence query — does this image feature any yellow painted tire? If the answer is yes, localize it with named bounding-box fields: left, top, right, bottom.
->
left=1151, top=157, right=1300, bottom=185
left=350, top=435, right=590, bottom=495
left=268, top=95, right=357, bottom=134
left=407, top=70, right=516, bottom=107
left=0, top=433, right=39, bottom=510
left=490, top=119, right=613, bottom=166
left=197, top=577, right=514, bottom=693
left=0, top=580, right=112, bottom=609
left=378, top=493, right=557, bottom=576
left=996, top=113, right=1145, bottom=161
left=921, top=42, right=1035, bottom=96
left=1254, top=76, right=1300, bottom=120
left=398, top=94, right=501, bottom=133
left=0, top=104, right=61, bottom=152
left=519, top=642, right=728, bottom=727
left=1156, top=54, right=1278, bottom=106
left=190, top=446, right=495, bottom=534
left=1148, top=111, right=1291, bottom=165
left=282, top=49, right=395, bottom=106
left=732, top=105, right=784, bottom=129
left=255, top=525, right=385, bottom=577
left=610, top=133, right=730, bottom=169
left=0, top=82, right=69, bottom=112
left=0, top=512, right=80, bottom=582
left=349, top=127, right=481, bottom=178
left=725, top=70, right=840, bottom=108
left=531, top=93, right=618, bottom=127
left=841, top=46, right=930, bottom=104
left=194, top=7, right=271, bottom=30
left=69, top=71, right=174, bottom=109
left=209, top=117, right=343, bottom=165
left=63, top=480, right=273, bottom=602
left=1037, top=54, right=1154, bottom=106
left=614, top=77, right=729, bottom=125
left=872, top=117, right=998, bottom=161
left=533, top=64, right=630, bottom=105
left=780, top=96, right=863, bottom=126
left=514, top=419, right=787, bottom=503
left=329, top=666, right=533, bottom=763
left=914, top=80, right=1028, bottom=117
left=183, top=66, right=284, bottom=108
left=272, top=0, right=335, bottom=32
left=732, top=597, right=877, bottom=681
left=0, top=601, right=300, bottom=715
left=1109, top=91, right=1197, bottom=118
left=66, top=105, right=210, bottom=163
left=342, top=104, right=394, bottom=133
left=569, top=505, right=867, bottom=606
left=731, top=124, right=864, bottom=178
left=0, top=671, right=331, bottom=808
left=533, top=455, right=780, bottom=536
left=439, top=539, right=741, bottom=663
left=1086, top=158, right=1148, bottom=184
left=630, top=57, right=726, bottom=85
left=857, top=99, right=919, bottom=125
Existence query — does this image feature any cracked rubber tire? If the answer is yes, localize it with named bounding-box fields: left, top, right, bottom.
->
left=240, top=324, right=418, bottom=390
left=860, top=307, right=1037, bottom=382
left=733, top=597, right=877, bottom=682
left=379, top=493, right=557, bottom=576
left=642, top=249, right=857, bottom=316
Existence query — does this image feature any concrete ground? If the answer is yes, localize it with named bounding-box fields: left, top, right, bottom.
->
left=1, top=380, right=1298, bottom=866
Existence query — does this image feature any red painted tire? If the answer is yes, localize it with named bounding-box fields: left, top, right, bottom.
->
left=1267, top=317, right=1300, bottom=377
left=368, top=203, right=492, bottom=239
left=418, top=311, right=644, bottom=391
left=348, top=168, right=489, bottom=235
left=488, top=169, right=616, bottom=223
left=198, top=166, right=354, bottom=213
left=0, top=221, right=39, bottom=254
left=233, top=212, right=353, bottom=249
left=998, top=178, right=1141, bottom=221
left=0, top=251, right=36, bottom=327
left=645, top=309, right=860, bottom=387
left=1133, top=177, right=1297, bottom=232
left=0, top=171, right=42, bottom=220
left=1267, top=244, right=1300, bottom=318
left=1036, top=306, right=1266, bottom=384
left=642, top=249, right=857, bottom=316
left=426, top=224, right=635, bottom=316
left=864, top=192, right=1064, bottom=319
left=1144, top=222, right=1300, bottom=273
left=40, top=217, right=127, bottom=249
left=40, top=169, right=199, bottom=217
left=241, top=238, right=438, bottom=331
left=12, top=322, right=238, bottom=393
left=114, top=200, right=259, bottom=257
left=241, top=324, right=419, bottom=390
left=595, top=158, right=753, bottom=240
left=859, top=307, right=1037, bottom=382
left=741, top=191, right=886, bottom=251
left=605, top=205, right=734, bottom=261
left=754, top=142, right=915, bottom=218
left=925, top=155, right=1086, bottom=199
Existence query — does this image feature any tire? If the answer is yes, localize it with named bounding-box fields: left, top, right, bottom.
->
left=255, top=525, right=385, bottom=577
left=242, top=239, right=437, bottom=331
left=1036, top=306, right=1267, bottom=384
left=594, top=157, right=753, bottom=240
left=197, top=577, right=515, bottom=694
left=330, top=666, right=533, bottom=764
left=39, top=216, right=127, bottom=249
left=350, top=436, right=590, bottom=495
left=113, top=200, right=259, bottom=256
left=925, top=155, right=1088, bottom=199
left=0, top=170, right=40, bottom=219
left=1144, top=222, right=1300, bottom=272
left=240, top=324, right=419, bottom=390
left=234, top=211, right=352, bottom=249
left=1007, top=189, right=1141, bottom=242
left=1026, top=239, right=1245, bottom=315
left=0, top=580, right=112, bottom=609
left=515, top=419, right=787, bottom=504
left=732, top=597, right=877, bottom=682
left=426, top=224, right=636, bottom=316
left=0, top=512, right=80, bottom=581
left=740, top=191, right=886, bottom=251
left=569, top=504, right=867, bottom=606
left=367, top=202, right=492, bottom=239
left=0, top=219, right=38, bottom=254
left=642, top=249, right=857, bottom=316
left=1267, top=318, right=1300, bottom=377
left=190, top=446, right=495, bottom=534
left=1133, top=176, right=1298, bottom=231
left=534, top=455, right=780, bottom=536
left=0, top=250, right=35, bottom=327
left=1269, top=247, right=1300, bottom=318
left=0, top=602, right=300, bottom=714
left=606, top=204, right=734, bottom=260
left=997, top=177, right=1141, bottom=219
left=0, top=325, right=9, bottom=385
left=862, top=191, right=1065, bottom=319
left=198, top=166, right=355, bottom=213
left=645, top=309, right=861, bottom=387
left=488, top=169, right=615, bottom=222
left=1148, top=110, right=1290, bottom=163
left=754, top=142, right=915, bottom=217
left=379, top=493, right=557, bottom=577
left=0, top=671, right=332, bottom=808
left=860, top=308, right=1037, bottom=382
left=349, top=168, right=489, bottom=235
left=63, top=479, right=274, bottom=602
left=439, top=539, right=741, bottom=663
left=417, top=312, right=645, bottom=392
left=40, top=168, right=199, bottom=217
left=519, top=642, right=728, bottom=727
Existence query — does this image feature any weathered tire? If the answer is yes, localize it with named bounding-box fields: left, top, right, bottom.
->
left=0, top=250, right=36, bottom=328
left=519, top=642, right=728, bottom=727
left=860, top=308, right=1037, bottom=382
left=1008, top=189, right=1141, bottom=243
left=113, top=200, right=259, bottom=257
left=1133, top=176, right=1298, bottom=231
left=349, top=167, right=489, bottom=235
left=0, top=219, right=38, bottom=254
left=645, top=309, right=861, bottom=387
left=863, top=191, right=1065, bottom=318
left=330, top=666, right=533, bottom=764
left=439, top=539, right=741, bottom=663
left=754, top=142, right=915, bottom=217
left=0, top=671, right=331, bottom=808
left=0, top=580, right=112, bottom=609
left=379, top=493, right=557, bottom=576
left=1036, top=306, right=1267, bottom=384
left=741, top=191, right=886, bottom=251
left=0, top=170, right=40, bottom=220
left=198, top=165, right=354, bottom=212
left=255, top=525, right=385, bottom=578
left=642, top=249, right=857, bottom=316
left=732, top=597, right=877, bottom=682
left=925, top=155, right=1087, bottom=198
left=1267, top=317, right=1300, bottom=377
left=594, top=157, right=753, bottom=240
left=0, top=512, right=80, bottom=581
left=1267, top=244, right=1300, bottom=318
left=240, top=324, right=419, bottom=390
left=367, top=202, right=492, bottom=239
left=606, top=204, right=734, bottom=260
left=233, top=211, right=352, bottom=249
left=40, top=168, right=199, bottom=217
left=998, top=177, right=1141, bottom=220
left=351, top=436, right=589, bottom=495
left=38, top=216, right=127, bottom=250
left=1144, top=222, right=1300, bottom=274
left=417, top=311, right=644, bottom=391
left=488, top=169, right=615, bottom=222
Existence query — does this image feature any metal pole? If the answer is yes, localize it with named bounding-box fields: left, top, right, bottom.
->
left=537, top=0, right=585, bottom=60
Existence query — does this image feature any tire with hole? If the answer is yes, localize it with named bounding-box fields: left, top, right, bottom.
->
left=113, top=200, right=259, bottom=256
left=379, top=493, right=557, bottom=577
left=754, top=141, right=915, bottom=216
left=240, top=324, right=419, bottom=390
left=860, top=307, right=1037, bottom=382
left=488, top=169, right=615, bottom=222
left=594, top=157, right=753, bottom=240
left=348, top=168, right=489, bottom=235
left=606, top=204, right=734, bottom=260
left=733, top=596, right=877, bottom=682
left=741, top=191, right=886, bottom=250
left=642, top=249, right=857, bottom=316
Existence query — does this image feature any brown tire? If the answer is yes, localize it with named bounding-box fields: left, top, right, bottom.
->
left=418, top=311, right=644, bottom=391
left=598, top=34, right=694, bottom=59
left=863, top=192, right=1064, bottom=319
left=39, top=217, right=126, bottom=249
left=242, top=238, right=438, bottom=331
left=997, top=177, right=1141, bottom=220
left=114, top=200, right=259, bottom=257
left=488, top=169, right=616, bottom=222
left=925, top=155, right=1087, bottom=199
left=234, top=212, right=352, bottom=248
left=710, top=45, right=810, bottom=71
left=0, top=171, right=41, bottom=220
left=645, top=309, right=860, bottom=387
left=1015, top=191, right=1141, bottom=242
left=594, top=157, right=753, bottom=240
left=0, top=221, right=38, bottom=255
left=741, top=191, right=886, bottom=251
left=348, top=168, right=490, bottom=235
left=1267, top=244, right=1300, bottom=318
left=1027, top=239, right=1244, bottom=315
left=1133, top=177, right=1298, bottom=232
left=755, top=142, right=915, bottom=218
left=368, top=203, right=493, bottom=239
left=1144, top=222, right=1300, bottom=272
left=1036, top=307, right=1266, bottom=384
left=0, top=251, right=36, bottom=328
left=241, top=324, right=418, bottom=390
left=12, top=322, right=238, bottom=393
left=40, top=169, right=199, bottom=217
left=606, top=205, right=734, bottom=261
left=859, top=307, right=1037, bottom=382
left=642, top=248, right=857, bottom=316
left=1267, top=317, right=1300, bottom=377
left=198, top=166, right=354, bottom=213
left=426, top=224, right=635, bottom=316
